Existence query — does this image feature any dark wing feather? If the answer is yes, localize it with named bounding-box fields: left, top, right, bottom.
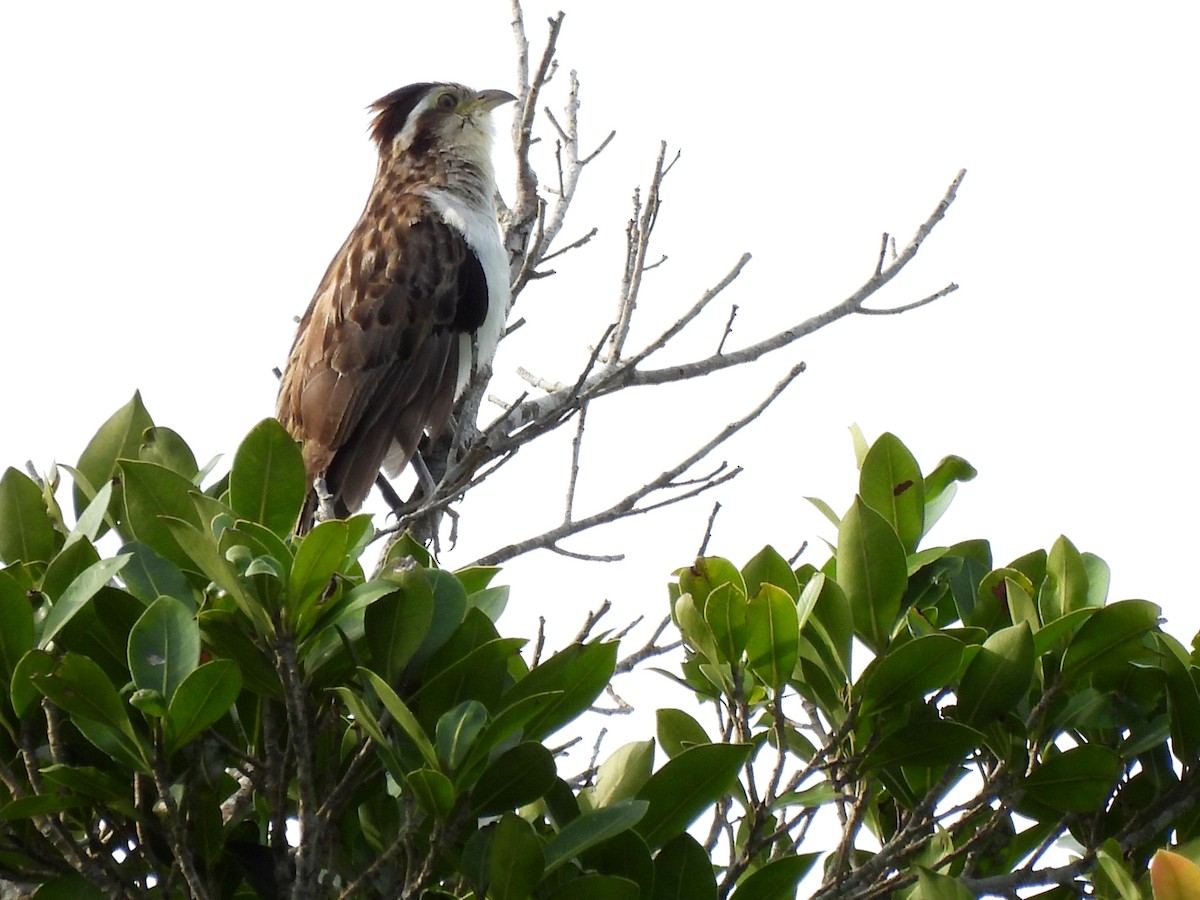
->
left=277, top=202, right=488, bottom=521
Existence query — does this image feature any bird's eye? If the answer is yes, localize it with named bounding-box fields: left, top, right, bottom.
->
left=436, top=92, right=457, bottom=110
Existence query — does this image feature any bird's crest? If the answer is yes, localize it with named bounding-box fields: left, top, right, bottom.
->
left=368, top=82, right=436, bottom=149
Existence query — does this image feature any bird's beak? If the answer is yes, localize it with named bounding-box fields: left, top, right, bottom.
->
left=472, top=88, right=518, bottom=112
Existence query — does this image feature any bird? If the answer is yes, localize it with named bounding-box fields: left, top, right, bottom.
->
left=276, top=82, right=516, bottom=529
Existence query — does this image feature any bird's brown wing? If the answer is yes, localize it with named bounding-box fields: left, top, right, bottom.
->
left=277, top=205, right=489, bottom=519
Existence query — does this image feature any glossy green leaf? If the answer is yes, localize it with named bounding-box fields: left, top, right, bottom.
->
left=288, top=519, right=348, bottom=629
left=471, top=741, right=556, bottom=815
left=745, top=583, right=800, bottom=687
left=544, top=800, right=649, bottom=873
left=652, top=832, right=718, bottom=900
left=860, top=432, right=924, bottom=553
left=166, top=659, right=241, bottom=752
left=227, top=418, right=307, bottom=537
left=0, top=569, right=35, bottom=683
left=72, top=394, right=153, bottom=526
left=39, top=553, right=132, bottom=649
left=858, top=634, right=962, bottom=715
left=364, top=577, right=434, bottom=683
left=360, top=668, right=438, bottom=770
left=678, top=557, right=746, bottom=614
left=730, top=853, right=820, bottom=900
left=590, top=740, right=655, bottom=809
left=127, top=596, right=199, bottom=702
left=407, top=767, right=455, bottom=819
left=675, top=593, right=720, bottom=665
left=741, top=545, right=799, bottom=600
left=1060, top=599, right=1161, bottom=682
left=915, top=867, right=975, bottom=899
left=163, top=518, right=270, bottom=635
left=1156, top=634, right=1200, bottom=767
left=635, top=743, right=750, bottom=849
left=119, top=460, right=205, bottom=569
left=31, top=653, right=144, bottom=765
left=63, top=479, right=113, bottom=554
left=545, top=875, right=638, bottom=900
left=408, top=569, right=468, bottom=669
left=838, top=497, right=907, bottom=652
left=704, top=582, right=748, bottom=664
left=137, top=426, right=198, bottom=479
left=117, top=540, right=194, bottom=608
left=657, top=708, right=710, bottom=759
left=1022, top=745, right=1122, bottom=813
left=489, top=812, right=545, bottom=900
left=0, top=467, right=60, bottom=565
left=806, top=495, right=841, bottom=529
left=922, top=455, right=976, bottom=536
left=436, top=700, right=488, bottom=772
left=579, top=829, right=654, bottom=897
left=11, top=649, right=55, bottom=718
left=502, top=641, right=618, bottom=742
left=957, top=622, right=1035, bottom=726
left=862, top=719, right=981, bottom=772
left=1038, top=535, right=1090, bottom=623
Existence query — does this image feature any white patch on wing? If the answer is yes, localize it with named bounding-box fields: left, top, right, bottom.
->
left=423, top=188, right=510, bottom=397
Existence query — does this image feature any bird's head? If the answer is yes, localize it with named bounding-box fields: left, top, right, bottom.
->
left=369, top=82, right=516, bottom=166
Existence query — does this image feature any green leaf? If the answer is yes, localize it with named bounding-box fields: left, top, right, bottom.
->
left=39, top=553, right=132, bottom=648
left=32, top=653, right=144, bottom=767
left=1155, top=634, right=1200, bottom=767
left=119, top=460, right=205, bottom=569
left=407, top=767, right=455, bottom=819
left=408, top=569, right=468, bottom=669
left=166, top=659, right=242, bottom=752
left=859, top=432, right=924, bottom=553
left=471, top=741, right=556, bottom=815
left=730, top=853, right=820, bottom=900
left=544, top=875, right=639, bottom=900
left=704, top=582, right=748, bottom=665
left=635, top=743, right=750, bottom=849
left=72, top=392, right=153, bottom=532
left=1060, top=599, right=1161, bottom=682
left=436, top=700, right=488, bottom=772
left=163, top=518, right=270, bottom=635
left=657, top=709, right=710, bottom=759
left=862, top=719, right=982, bottom=772
left=915, top=867, right=975, bottom=900
left=579, top=823, right=654, bottom=897
left=138, top=427, right=199, bottom=479
left=64, top=479, right=114, bottom=552
left=288, top=519, right=348, bottom=630
left=127, top=596, right=199, bottom=703
left=489, top=812, right=545, bottom=900
left=503, top=641, right=618, bottom=742
left=543, top=801, right=649, bottom=873
left=858, top=634, right=963, bottom=716
left=745, top=583, right=800, bottom=687
left=1021, top=745, right=1122, bottom=813
left=1038, top=535, right=1090, bottom=622
left=741, top=545, right=799, bottom=600
left=32, top=874, right=108, bottom=900
left=364, top=577, right=434, bottom=683
left=0, top=467, right=61, bottom=565
left=117, top=540, right=194, bottom=608
left=956, top=622, right=1035, bottom=726
left=674, top=593, right=720, bottom=665
left=922, top=455, right=976, bottom=536
left=838, top=497, right=907, bottom=652
left=678, top=557, right=746, bottom=614
left=0, top=570, right=35, bottom=683
left=12, top=649, right=55, bottom=718
left=652, top=833, right=718, bottom=900
left=805, top=495, right=841, bottom=529
left=590, top=740, right=655, bottom=808
left=359, top=668, right=439, bottom=770
left=229, top=418, right=307, bottom=537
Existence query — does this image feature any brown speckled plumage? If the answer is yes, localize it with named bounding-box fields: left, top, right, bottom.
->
left=276, top=83, right=514, bottom=528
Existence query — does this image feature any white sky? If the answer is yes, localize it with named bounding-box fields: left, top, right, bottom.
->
left=2, top=0, right=1198, bottom=748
